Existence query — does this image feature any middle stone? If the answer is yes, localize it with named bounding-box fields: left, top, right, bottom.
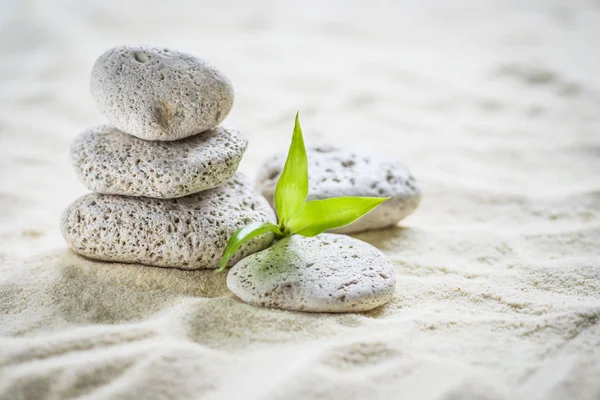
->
left=70, top=125, right=247, bottom=199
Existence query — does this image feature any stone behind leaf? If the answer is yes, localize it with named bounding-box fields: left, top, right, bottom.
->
left=70, top=125, right=247, bottom=199
left=61, top=174, right=275, bottom=269
left=91, top=45, right=234, bottom=141
left=256, top=146, right=421, bottom=233
left=227, top=234, right=396, bottom=312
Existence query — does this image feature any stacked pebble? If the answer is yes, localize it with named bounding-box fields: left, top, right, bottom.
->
left=61, top=46, right=276, bottom=269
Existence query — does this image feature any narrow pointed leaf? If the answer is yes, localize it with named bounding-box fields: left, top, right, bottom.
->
left=274, top=112, right=308, bottom=226
left=218, top=222, right=281, bottom=272
left=286, top=196, right=390, bottom=237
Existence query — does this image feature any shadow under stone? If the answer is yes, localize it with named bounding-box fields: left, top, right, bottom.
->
left=351, top=226, right=417, bottom=253
left=48, top=250, right=229, bottom=325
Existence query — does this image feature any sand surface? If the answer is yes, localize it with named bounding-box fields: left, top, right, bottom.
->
left=1, top=0, right=600, bottom=399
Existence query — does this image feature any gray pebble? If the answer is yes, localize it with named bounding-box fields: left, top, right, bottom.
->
left=91, top=45, right=234, bottom=141
left=227, top=234, right=396, bottom=312
left=70, top=125, right=247, bottom=199
left=61, top=174, right=275, bottom=269
left=256, top=146, right=421, bottom=233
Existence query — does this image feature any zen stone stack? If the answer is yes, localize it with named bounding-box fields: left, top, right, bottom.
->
left=61, top=46, right=275, bottom=269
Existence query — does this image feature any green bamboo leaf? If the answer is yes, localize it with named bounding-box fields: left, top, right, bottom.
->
left=274, top=112, right=308, bottom=227
left=218, top=222, right=281, bottom=272
left=286, top=196, right=390, bottom=237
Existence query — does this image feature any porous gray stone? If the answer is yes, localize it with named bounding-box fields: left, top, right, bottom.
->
left=227, top=234, right=396, bottom=312
left=61, top=174, right=275, bottom=269
left=256, top=146, right=421, bottom=233
left=91, top=45, right=234, bottom=141
left=70, top=125, right=247, bottom=199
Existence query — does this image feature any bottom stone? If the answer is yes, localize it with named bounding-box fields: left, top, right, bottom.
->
left=227, top=234, right=396, bottom=312
left=61, top=174, right=276, bottom=269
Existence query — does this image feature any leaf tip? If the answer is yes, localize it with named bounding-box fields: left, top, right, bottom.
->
left=294, top=112, right=302, bottom=134
left=217, top=260, right=227, bottom=273
left=374, top=196, right=391, bottom=207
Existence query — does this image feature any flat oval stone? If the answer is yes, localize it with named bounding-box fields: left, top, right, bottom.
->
left=256, top=146, right=421, bottom=233
left=70, top=125, right=247, bottom=199
left=227, top=234, right=396, bottom=312
left=91, top=45, right=234, bottom=141
left=61, top=174, right=275, bottom=269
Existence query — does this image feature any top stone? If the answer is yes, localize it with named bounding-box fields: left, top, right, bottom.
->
left=91, top=46, right=234, bottom=141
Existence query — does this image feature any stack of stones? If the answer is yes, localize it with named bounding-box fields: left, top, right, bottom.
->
left=60, top=45, right=422, bottom=313
left=61, top=46, right=275, bottom=269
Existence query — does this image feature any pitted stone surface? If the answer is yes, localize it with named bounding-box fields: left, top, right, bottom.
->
left=61, top=174, right=275, bottom=269
left=70, top=125, right=247, bottom=199
left=91, top=45, right=234, bottom=141
left=256, top=146, right=421, bottom=233
left=227, top=234, right=396, bottom=312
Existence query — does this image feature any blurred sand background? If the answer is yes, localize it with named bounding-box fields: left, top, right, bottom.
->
left=1, top=0, right=600, bottom=399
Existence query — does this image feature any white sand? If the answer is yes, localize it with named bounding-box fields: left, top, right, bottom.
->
left=1, top=0, right=600, bottom=398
